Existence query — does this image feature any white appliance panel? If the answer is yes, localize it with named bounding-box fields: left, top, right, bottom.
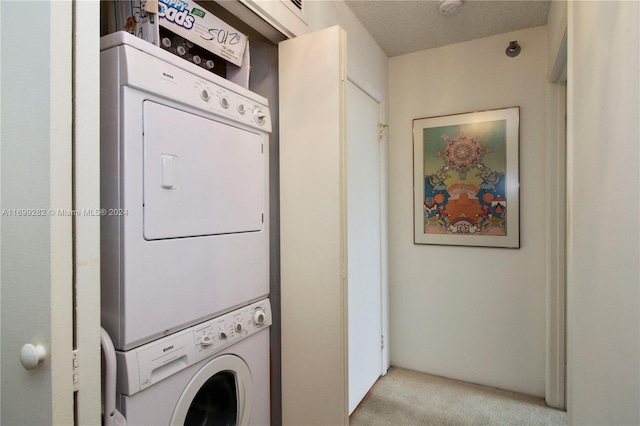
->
left=116, top=89, right=269, bottom=350
left=116, top=299, right=272, bottom=396
left=119, top=321, right=270, bottom=426
left=143, top=101, right=264, bottom=240
left=100, top=34, right=271, bottom=351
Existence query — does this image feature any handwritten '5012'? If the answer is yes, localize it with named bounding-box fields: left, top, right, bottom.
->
left=201, top=28, right=241, bottom=46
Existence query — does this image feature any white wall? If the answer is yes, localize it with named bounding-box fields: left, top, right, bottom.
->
left=305, top=1, right=388, bottom=132
left=306, top=1, right=387, bottom=97
left=388, top=26, right=548, bottom=397
left=566, top=2, right=640, bottom=424
left=546, top=0, right=567, bottom=80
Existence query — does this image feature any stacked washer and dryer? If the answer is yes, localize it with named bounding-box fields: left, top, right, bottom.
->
left=100, top=31, right=272, bottom=425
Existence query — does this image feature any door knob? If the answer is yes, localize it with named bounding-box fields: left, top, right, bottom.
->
left=20, top=344, right=46, bottom=370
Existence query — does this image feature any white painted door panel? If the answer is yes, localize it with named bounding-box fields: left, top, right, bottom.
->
left=1, top=2, right=75, bottom=424
left=279, top=26, right=349, bottom=426
left=347, top=81, right=382, bottom=414
left=280, top=25, right=386, bottom=424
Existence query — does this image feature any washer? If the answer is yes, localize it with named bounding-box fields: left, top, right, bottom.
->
left=100, top=32, right=271, bottom=351
left=116, top=299, right=272, bottom=425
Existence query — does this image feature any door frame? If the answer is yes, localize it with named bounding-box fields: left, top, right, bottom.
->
left=73, top=0, right=102, bottom=423
left=545, top=26, right=568, bottom=410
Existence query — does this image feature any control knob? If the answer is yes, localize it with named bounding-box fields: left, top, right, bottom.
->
left=253, top=108, right=266, bottom=125
left=220, top=96, right=230, bottom=109
left=234, top=322, right=244, bottom=333
left=200, top=333, right=214, bottom=346
left=218, top=329, right=228, bottom=340
left=253, top=308, right=266, bottom=327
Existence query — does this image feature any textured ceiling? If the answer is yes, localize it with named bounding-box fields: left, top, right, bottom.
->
left=344, top=0, right=551, bottom=57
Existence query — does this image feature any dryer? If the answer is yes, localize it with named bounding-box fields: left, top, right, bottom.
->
left=100, top=32, right=271, bottom=350
left=116, top=299, right=272, bottom=425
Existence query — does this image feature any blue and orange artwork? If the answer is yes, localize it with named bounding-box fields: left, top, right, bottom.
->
left=423, top=120, right=507, bottom=236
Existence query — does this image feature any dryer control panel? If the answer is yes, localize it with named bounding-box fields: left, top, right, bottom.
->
left=121, top=44, right=272, bottom=132
left=116, top=299, right=272, bottom=396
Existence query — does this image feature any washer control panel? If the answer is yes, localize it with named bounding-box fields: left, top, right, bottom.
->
left=192, top=299, right=272, bottom=363
left=116, top=299, right=272, bottom=396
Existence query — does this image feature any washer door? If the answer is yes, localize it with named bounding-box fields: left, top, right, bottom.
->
left=170, top=355, right=253, bottom=426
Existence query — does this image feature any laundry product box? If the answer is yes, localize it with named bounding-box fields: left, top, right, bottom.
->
left=158, top=26, right=229, bottom=79
left=158, top=0, right=249, bottom=67
left=105, top=0, right=251, bottom=88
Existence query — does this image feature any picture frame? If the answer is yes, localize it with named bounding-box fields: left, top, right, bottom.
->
left=413, top=107, right=520, bottom=248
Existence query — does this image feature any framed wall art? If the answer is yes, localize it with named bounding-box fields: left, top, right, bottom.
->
left=413, top=107, right=520, bottom=248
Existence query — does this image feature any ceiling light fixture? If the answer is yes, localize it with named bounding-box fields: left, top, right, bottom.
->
left=505, top=41, right=521, bottom=57
left=438, top=0, right=463, bottom=16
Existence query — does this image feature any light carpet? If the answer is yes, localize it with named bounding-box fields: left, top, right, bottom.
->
left=350, top=367, right=566, bottom=426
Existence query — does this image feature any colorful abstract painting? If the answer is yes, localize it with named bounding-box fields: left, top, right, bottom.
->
left=413, top=107, right=520, bottom=248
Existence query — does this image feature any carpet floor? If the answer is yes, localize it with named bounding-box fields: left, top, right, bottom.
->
left=350, top=367, right=566, bottom=425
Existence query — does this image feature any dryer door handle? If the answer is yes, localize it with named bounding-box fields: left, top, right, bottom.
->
left=161, top=154, right=179, bottom=190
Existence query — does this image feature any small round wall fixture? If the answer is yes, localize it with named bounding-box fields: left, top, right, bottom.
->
left=506, top=41, right=521, bottom=57
left=438, top=0, right=463, bottom=16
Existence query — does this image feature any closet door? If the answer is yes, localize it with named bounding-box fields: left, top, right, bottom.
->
left=347, top=80, right=383, bottom=414
left=279, top=25, right=348, bottom=426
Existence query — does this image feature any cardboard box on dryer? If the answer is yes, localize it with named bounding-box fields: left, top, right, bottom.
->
left=158, top=0, right=249, bottom=67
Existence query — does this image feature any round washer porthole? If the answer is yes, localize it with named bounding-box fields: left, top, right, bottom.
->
left=170, top=354, right=253, bottom=426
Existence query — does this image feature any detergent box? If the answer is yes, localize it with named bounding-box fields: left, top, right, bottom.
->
left=158, top=0, right=248, bottom=67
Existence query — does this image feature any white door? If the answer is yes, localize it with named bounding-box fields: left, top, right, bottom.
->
left=279, top=26, right=350, bottom=425
left=0, top=1, right=74, bottom=424
left=143, top=101, right=265, bottom=239
left=279, top=25, right=388, bottom=424
left=1, top=1, right=101, bottom=424
left=347, top=81, right=383, bottom=414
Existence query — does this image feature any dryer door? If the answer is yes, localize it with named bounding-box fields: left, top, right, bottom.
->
left=143, top=101, right=265, bottom=240
left=170, top=354, right=253, bottom=426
